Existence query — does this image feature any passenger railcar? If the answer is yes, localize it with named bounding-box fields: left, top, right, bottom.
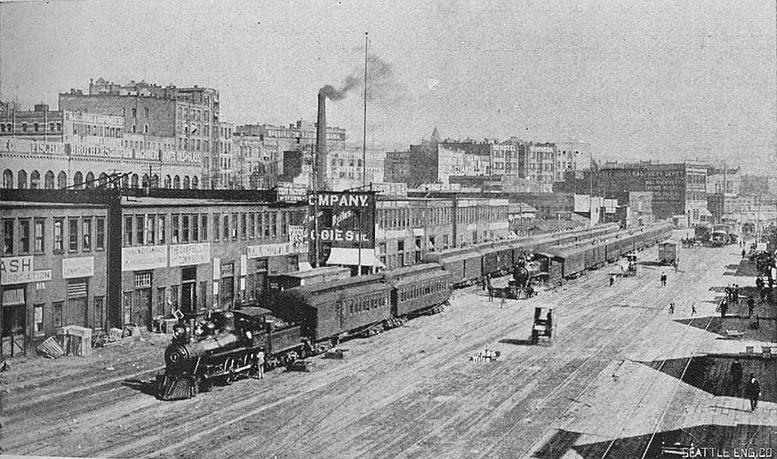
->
left=269, top=275, right=392, bottom=347
left=384, top=264, right=452, bottom=318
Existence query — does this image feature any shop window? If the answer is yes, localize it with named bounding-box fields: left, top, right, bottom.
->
left=69, top=218, right=79, bottom=252
left=182, top=215, right=190, bottom=243
left=35, top=219, right=45, bottom=253
left=54, top=218, right=64, bottom=252
left=94, top=296, right=104, bottom=330
left=34, top=304, right=44, bottom=337
left=192, top=215, right=199, bottom=242
left=172, top=214, right=180, bottom=244
left=3, top=219, right=13, bottom=255
left=146, top=215, right=155, bottom=246
left=270, top=212, right=277, bottom=238
left=133, top=215, right=143, bottom=245
left=248, top=213, right=255, bottom=239
left=124, top=216, right=133, bottom=246
left=19, top=220, right=30, bottom=254
left=82, top=218, right=92, bottom=251
left=53, top=302, right=63, bottom=328
left=158, top=215, right=166, bottom=244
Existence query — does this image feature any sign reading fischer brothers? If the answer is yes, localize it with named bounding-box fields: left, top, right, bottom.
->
left=307, top=191, right=376, bottom=266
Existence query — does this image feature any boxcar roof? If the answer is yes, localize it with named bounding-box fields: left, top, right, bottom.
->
left=279, top=266, right=351, bottom=279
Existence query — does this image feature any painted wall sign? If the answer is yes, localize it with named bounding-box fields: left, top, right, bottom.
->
left=122, top=246, right=168, bottom=272
left=1, top=256, right=52, bottom=285
left=62, top=256, right=95, bottom=279
left=169, top=243, right=211, bottom=267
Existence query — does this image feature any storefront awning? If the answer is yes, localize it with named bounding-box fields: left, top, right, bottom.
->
left=326, top=248, right=385, bottom=268
left=2, top=287, right=25, bottom=306
left=298, top=262, right=314, bottom=272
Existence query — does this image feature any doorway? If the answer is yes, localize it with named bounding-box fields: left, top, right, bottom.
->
left=181, top=267, right=197, bottom=313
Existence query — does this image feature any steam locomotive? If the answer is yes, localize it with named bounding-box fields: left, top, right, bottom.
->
left=157, top=222, right=672, bottom=400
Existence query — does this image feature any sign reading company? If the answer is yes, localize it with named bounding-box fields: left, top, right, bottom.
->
left=1, top=256, right=52, bottom=285
left=62, top=256, right=94, bottom=279
left=170, top=243, right=211, bottom=267
left=122, top=246, right=168, bottom=272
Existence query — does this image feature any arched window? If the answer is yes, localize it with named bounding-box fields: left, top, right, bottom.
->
left=142, top=174, right=150, bottom=188
left=191, top=176, right=199, bottom=190
left=2, top=169, right=12, bottom=188
left=164, top=175, right=172, bottom=189
left=85, top=172, right=95, bottom=189
left=17, top=170, right=27, bottom=189
left=98, top=172, right=109, bottom=188
left=131, top=174, right=139, bottom=188
left=57, top=171, right=68, bottom=189
left=44, top=171, right=55, bottom=189
left=121, top=174, right=129, bottom=189
left=183, top=176, right=190, bottom=189
left=30, top=170, right=40, bottom=189
left=173, top=175, right=180, bottom=189
left=152, top=174, right=159, bottom=188
left=73, top=171, right=84, bottom=189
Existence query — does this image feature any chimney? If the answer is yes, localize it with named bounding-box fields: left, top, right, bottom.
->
left=316, top=91, right=327, bottom=191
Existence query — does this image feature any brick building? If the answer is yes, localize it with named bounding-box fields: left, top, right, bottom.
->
left=557, top=161, right=709, bottom=226
left=59, top=78, right=220, bottom=188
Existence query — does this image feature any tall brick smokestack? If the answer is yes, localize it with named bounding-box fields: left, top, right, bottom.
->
left=316, top=90, right=327, bottom=191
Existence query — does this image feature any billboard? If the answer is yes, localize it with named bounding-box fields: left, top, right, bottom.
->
left=307, top=191, right=376, bottom=267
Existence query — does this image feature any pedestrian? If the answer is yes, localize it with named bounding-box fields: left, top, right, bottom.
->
left=481, top=275, right=488, bottom=291
left=673, top=260, right=678, bottom=273
left=746, top=373, right=761, bottom=411
left=725, top=285, right=732, bottom=301
left=660, top=272, right=667, bottom=287
left=500, top=294, right=506, bottom=309
left=254, top=350, right=265, bottom=380
left=609, top=274, right=615, bottom=287
left=488, top=285, right=494, bottom=302
left=669, top=302, right=675, bottom=315
left=730, top=359, right=743, bottom=393
left=742, top=248, right=746, bottom=258
left=756, top=275, right=764, bottom=292
left=691, top=303, right=697, bottom=316
left=748, top=297, right=755, bottom=317
left=720, top=298, right=728, bottom=318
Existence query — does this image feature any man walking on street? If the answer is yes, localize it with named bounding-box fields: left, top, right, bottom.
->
left=691, top=303, right=697, bottom=316
left=746, top=373, right=761, bottom=411
left=669, top=302, right=675, bottom=315
left=609, top=275, right=615, bottom=287
left=660, top=272, right=667, bottom=287
left=720, top=298, right=727, bottom=318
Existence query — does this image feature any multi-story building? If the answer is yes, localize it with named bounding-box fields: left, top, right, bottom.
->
left=59, top=78, right=220, bottom=188
left=383, top=150, right=410, bottom=184
left=234, top=120, right=346, bottom=188
left=217, top=122, right=235, bottom=188
left=554, top=141, right=590, bottom=182
left=518, top=142, right=556, bottom=192
left=1, top=189, right=307, bottom=357
left=375, top=196, right=509, bottom=270
left=325, top=146, right=385, bottom=191
left=556, top=161, right=709, bottom=225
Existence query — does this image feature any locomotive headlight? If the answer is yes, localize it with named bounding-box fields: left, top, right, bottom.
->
left=245, top=331, right=253, bottom=340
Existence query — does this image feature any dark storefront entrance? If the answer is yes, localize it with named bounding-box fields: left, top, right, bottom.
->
left=181, top=267, right=197, bottom=313
left=66, top=279, right=88, bottom=327
left=133, top=272, right=152, bottom=330
left=1, top=286, right=26, bottom=357
left=220, top=262, right=234, bottom=310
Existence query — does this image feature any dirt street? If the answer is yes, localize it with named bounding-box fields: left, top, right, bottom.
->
left=2, top=234, right=774, bottom=458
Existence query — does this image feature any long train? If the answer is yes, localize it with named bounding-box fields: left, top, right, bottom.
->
left=156, top=221, right=672, bottom=400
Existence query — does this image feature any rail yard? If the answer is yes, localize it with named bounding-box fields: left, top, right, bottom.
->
left=2, top=231, right=776, bottom=458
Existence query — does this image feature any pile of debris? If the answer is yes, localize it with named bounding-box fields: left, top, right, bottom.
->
left=470, top=349, right=501, bottom=362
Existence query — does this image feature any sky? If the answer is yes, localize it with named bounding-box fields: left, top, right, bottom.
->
left=1, top=0, right=775, bottom=173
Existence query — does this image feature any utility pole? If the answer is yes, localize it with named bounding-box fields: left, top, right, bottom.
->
left=362, top=32, right=369, bottom=188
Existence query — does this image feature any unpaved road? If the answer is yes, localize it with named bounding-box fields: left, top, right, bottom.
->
left=3, top=233, right=773, bottom=458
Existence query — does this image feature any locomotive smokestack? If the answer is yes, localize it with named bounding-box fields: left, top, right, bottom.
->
left=316, top=90, right=328, bottom=191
